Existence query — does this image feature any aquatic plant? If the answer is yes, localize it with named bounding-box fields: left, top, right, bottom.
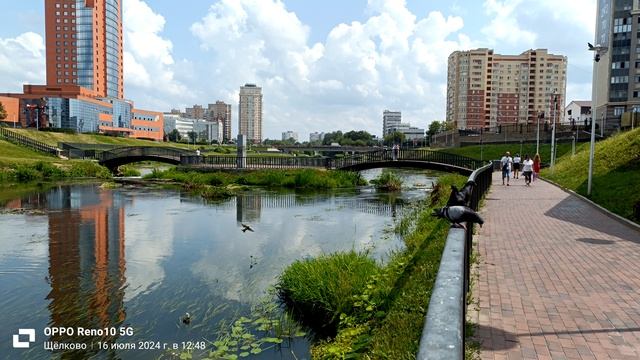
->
left=370, top=170, right=403, bottom=191
left=276, top=251, right=380, bottom=336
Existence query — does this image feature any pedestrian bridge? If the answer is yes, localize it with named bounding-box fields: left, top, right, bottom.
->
left=98, top=146, right=485, bottom=175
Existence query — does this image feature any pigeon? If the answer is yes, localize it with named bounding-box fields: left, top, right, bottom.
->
left=241, top=223, right=254, bottom=232
left=432, top=205, right=484, bottom=229
left=181, top=313, right=191, bottom=325
left=447, top=180, right=476, bottom=207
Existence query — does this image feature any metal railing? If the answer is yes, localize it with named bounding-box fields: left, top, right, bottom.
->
left=182, top=155, right=328, bottom=169
left=99, top=146, right=190, bottom=162
left=0, top=127, right=60, bottom=156
left=417, top=161, right=493, bottom=360
left=329, top=149, right=484, bottom=170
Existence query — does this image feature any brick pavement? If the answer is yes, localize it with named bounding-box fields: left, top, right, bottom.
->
left=472, top=172, right=640, bottom=360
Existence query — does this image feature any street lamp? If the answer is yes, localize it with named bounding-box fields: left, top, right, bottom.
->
left=587, top=43, right=608, bottom=196
left=550, top=90, right=558, bottom=169
left=536, top=111, right=544, bottom=155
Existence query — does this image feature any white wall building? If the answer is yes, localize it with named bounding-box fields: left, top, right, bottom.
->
left=564, top=100, right=592, bottom=126
left=309, top=132, right=325, bottom=143
left=164, top=114, right=196, bottom=138
left=383, top=110, right=402, bottom=136
left=282, top=130, right=298, bottom=142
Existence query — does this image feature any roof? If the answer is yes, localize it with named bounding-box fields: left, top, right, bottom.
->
left=569, top=100, right=591, bottom=108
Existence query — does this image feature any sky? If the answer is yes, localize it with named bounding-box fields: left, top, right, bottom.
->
left=0, top=0, right=597, bottom=140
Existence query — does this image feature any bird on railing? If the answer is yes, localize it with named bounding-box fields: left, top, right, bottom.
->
left=431, top=205, right=484, bottom=230
left=241, top=223, right=254, bottom=232
left=446, top=180, right=476, bottom=207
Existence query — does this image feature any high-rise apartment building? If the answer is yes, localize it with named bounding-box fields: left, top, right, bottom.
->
left=447, top=48, right=567, bottom=129
left=592, top=0, right=640, bottom=131
left=185, top=105, right=205, bottom=119
left=238, top=84, right=262, bottom=144
left=0, top=0, right=163, bottom=140
left=45, top=0, right=124, bottom=98
left=209, top=101, right=232, bottom=142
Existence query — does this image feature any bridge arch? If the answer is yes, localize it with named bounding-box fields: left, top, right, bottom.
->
left=337, top=160, right=473, bottom=176
left=98, top=146, right=189, bottom=172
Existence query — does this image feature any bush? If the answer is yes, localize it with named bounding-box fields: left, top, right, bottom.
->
left=277, top=251, right=380, bottom=336
left=68, top=162, right=112, bottom=179
left=370, top=170, right=403, bottom=191
left=14, top=165, right=42, bottom=182
left=34, top=161, right=66, bottom=179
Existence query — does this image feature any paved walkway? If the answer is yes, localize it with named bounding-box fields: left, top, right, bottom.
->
left=472, top=172, right=640, bottom=360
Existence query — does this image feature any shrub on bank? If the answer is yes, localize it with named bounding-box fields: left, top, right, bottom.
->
left=277, top=251, right=380, bottom=336
left=1, top=161, right=112, bottom=183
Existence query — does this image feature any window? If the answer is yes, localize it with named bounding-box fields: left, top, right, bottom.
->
left=56, top=3, right=60, bottom=8
left=614, top=106, right=625, bottom=116
left=56, top=11, right=60, bottom=15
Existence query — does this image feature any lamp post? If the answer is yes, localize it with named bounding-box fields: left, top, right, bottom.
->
left=587, top=43, right=608, bottom=196
left=550, top=90, right=558, bottom=169
left=536, top=111, right=543, bottom=155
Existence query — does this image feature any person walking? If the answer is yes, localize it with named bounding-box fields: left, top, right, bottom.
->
left=513, top=153, right=522, bottom=179
left=500, top=151, right=513, bottom=186
left=532, top=153, right=541, bottom=181
left=522, top=154, right=534, bottom=186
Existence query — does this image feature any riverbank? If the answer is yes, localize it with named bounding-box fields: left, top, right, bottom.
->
left=277, top=173, right=468, bottom=358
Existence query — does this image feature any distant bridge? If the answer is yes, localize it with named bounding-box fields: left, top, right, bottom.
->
left=98, top=146, right=486, bottom=175
left=98, top=146, right=190, bottom=171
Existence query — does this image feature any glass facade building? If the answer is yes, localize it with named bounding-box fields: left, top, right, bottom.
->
left=46, top=97, right=132, bottom=133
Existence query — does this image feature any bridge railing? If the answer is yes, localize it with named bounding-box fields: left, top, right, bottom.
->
left=329, top=149, right=484, bottom=170
left=417, top=161, right=493, bottom=360
left=185, top=155, right=329, bottom=169
left=99, top=146, right=189, bottom=162
left=0, top=127, right=60, bottom=156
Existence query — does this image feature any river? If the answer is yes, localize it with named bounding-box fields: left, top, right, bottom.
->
left=0, top=169, right=439, bottom=360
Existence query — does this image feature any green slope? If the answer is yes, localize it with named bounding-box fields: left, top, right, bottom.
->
left=434, top=142, right=577, bottom=164
left=541, top=128, right=640, bottom=222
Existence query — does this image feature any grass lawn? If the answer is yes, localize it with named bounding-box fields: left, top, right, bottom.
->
left=542, top=127, right=640, bottom=222
left=0, top=140, right=61, bottom=165
left=432, top=141, right=578, bottom=164
left=7, top=128, right=238, bottom=152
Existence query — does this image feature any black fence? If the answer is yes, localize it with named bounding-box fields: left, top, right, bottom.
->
left=99, top=146, right=189, bottom=162
left=329, top=149, right=484, bottom=170
left=417, top=161, right=493, bottom=359
left=183, top=155, right=328, bottom=169
left=0, top=127, right=60, bottom=156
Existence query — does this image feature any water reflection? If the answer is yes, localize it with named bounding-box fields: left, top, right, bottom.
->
left=0, top=169, right=437, bottom=359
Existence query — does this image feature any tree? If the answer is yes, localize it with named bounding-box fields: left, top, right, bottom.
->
left=384, top=131, right=405, bottom=145
left=427, top=121, right=442, bottom=137
left=187, top=131, right=198, bottom=144
left=0, top=101, right=6, bottom=121
left=167, top=129, right=182, bottom=142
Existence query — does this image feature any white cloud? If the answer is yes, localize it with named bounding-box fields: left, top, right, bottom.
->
left=190, top=0, right=473, bottom=138
left=123, top=0, right=195, bottom=109
left=481, top=0, right=537, bottom=47
left=0, top=32, right=45, bottom=92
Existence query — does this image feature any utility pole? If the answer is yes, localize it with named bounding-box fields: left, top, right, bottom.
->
left=550, top=91, right=558, bottom=169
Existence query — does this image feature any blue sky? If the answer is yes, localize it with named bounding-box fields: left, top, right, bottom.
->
left=0, top=0, right=596, bottom=139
